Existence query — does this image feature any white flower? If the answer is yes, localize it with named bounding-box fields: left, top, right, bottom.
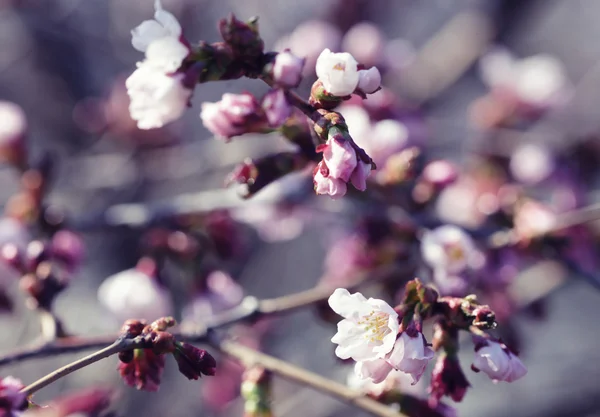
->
left=472, top=341, right=527, bottom=382
left=98, top=269, right=172, bottom=322
left=387, top=332, right=434, bottom=384
left=357, top=67, right=381, bottom=94
left=126, top=61, right=192, bottom=129
left=131, top=0, right=182, bottom=53
left=144, top=36, right=189, bottom=73
left=354, top=359, right=393, bottom=384
left=421, top=225, right=475, bottom=274
left=329, top=288, right=399, bottom=361
left=316, top=48, right=360, bottom=96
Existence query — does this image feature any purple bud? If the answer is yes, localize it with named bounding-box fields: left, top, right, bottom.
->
left=261, top=89, right=292, bottom=127
left=272, top=51, right=304, bottom=88
left=173, top=342, right=217, bottom=380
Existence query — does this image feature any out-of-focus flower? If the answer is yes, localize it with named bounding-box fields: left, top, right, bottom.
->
left=182, top=270, right=244, bottom=323
left=342, top=22, right=385, bottom=67
left=422, top=160, right=459, bottom=188
left=329, top=288, right=399, bottom=361
left=421, top=225, right=475, bottom=274
left=479, top=47, right=570, bottom=111
left=98, top=263, right=172, bottom=322
left=0, top=102, right=27, bottom=168
left=261, top=89, right=292, bottom=127
left=118, top=348, right=165, bottom=391
left=472, top=340, right=527, bottom=382
left=510, top=143, right=554, bottom=185
left=275, top=20, right=341, bottom=76
left=316, top=49, right=360, bottom=96
left=126, top=62, right=192, bottom=130
left=429, top=354, right=470, bottom=404
left=387, top=331, right=435, bottom=384
left=27, top=388, right=113, bottom=417
left=201, top=93, right=265, bottom=140
left=272, top=51, right=304, bottom=88
left=0, top=376, right=26, bottom=415
left=131, top=0, right=182, bottom=53
left=50, top=230, right=84, bottom=273
left=513, top=200, right=556, bottom=241
left=173, top=342, right=217, bottom=380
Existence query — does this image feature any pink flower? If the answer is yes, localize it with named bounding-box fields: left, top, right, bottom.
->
left=472, top=340, right=527, bottom=382
left=200, top=93, right=263, bottom=139
left=272, top=51, right=305, bottom=88
left=313, top=162, right=348, bottom=199
left=0, top=376, right=26, bottom=414
left=387, top=331, right=435, bottom=384
left=322, top=135, right=357, bottom=182
left=357, top=67, right=382, bottom=94
left=261, top=89, right=292, bottom=127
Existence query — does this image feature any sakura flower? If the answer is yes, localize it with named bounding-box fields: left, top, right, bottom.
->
left=126, top=61, right=192, bottom=129
left=272, top=51, right=305, bottom=88
left=200, top=93, right=264, bottom=139
left=98, top=267, right=172, bottom=322
left=322, top=134, right=358, bottom=182
left=316, top=49, right=360, bottom=96
left=313, top=161, right=348, bottom=199
left=0, top=376, right=26, bottom=415
left=421, top=225, right=475, bottom=274
left=144, top=36, right=189, bottom=73
left=131, top=0, right=182, bottom=53
left=472, top=340, right=527, bottom=382
left=328, top=288, right=399, bottom=361
left=387, top=331, right=435, bottom=384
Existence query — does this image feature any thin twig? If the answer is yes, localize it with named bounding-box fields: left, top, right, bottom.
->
left=20, top=339, right=131, bottom=396
left=211, top=337, right=402, bottom=417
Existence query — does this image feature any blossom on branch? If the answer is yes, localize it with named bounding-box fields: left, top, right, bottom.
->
left=315, top=49, right=381, bottom=97
left=472, top=339, right=526, bottom=382
left=272, top=51, right=305, bottom=88
left=131, top=0, right=183, bottom=53
left=201, top=93, right=267, bottom=140
left=387, top=331, right=435, bottom=384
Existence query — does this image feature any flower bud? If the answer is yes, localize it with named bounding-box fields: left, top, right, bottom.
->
left=272, top=50, right=304, bottom=88
left=261, top=89, right=292, bottom=127
left=387, top=331, right=435, bottom=384
left=315, top=49, right=360, bottom=96
left=429, top=354, right=470, bottom=404
left=150, top=316, right=177, bottom=332
left=309, top=80, right=344, bottom=110
left=471, top=339, right=527, bottom=382
left=357, top=67, right=382, bottom=94
left=120, top=319, right=147, bottom=338
left=218, top=15, right=264, bottom=58
left=173, top=342, right=217, bottom=379
left=201, top=93, right=267, bottom=140
left=118, top=348, right=165, bottom=391
left=149, top=330, right=176, bottom=354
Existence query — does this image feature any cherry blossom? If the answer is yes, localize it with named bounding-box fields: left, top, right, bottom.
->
left=472, top=340, right=527, bottom=382
left=421, top=225, right=475, bottom=274
left=387, top=331, right=435, bottom=384
left=131, top=0, right=183, bottom=53
left=272, top=51, right=305, bottom=88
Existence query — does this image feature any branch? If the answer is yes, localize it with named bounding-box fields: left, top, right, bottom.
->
left=0, top=266, right=400, bottom=367
left=211, top=336, right=402, bottom=417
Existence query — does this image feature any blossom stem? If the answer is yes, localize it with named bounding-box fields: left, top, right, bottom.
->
left=211, top=336, right=402, bottom=417
left=20, top=337, right=137, bottom=396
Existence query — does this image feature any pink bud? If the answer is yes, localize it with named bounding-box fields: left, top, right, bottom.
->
left=272, top=51, right=304, bottom=88
left=387, top=332, right=434, bottom=384
left=313, top=161, right=347, bottom=199
left=350, top=160, right=372, bottom=191
left=261, top=89, right=292, bottom=127
left=200, top=93, right=264, bottom=139
left=50, top=230, right=85, bottom=272
left=357, top=67, right=382, bottom=94
left=322, top=134, right=358, bottom=182
left=472, top=340, right=526, bottom=382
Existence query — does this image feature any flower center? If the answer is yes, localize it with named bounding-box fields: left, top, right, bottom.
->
left=445, top=242, right=465, bottom=263
left=358, top=311, right=391, bottom=343
left=333, top=63, right=346, bottom=71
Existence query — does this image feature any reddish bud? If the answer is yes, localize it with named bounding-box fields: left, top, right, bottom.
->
left=218, top=15, right=264, bottom=59
left=429, top=354, right=470, bottom=405
left=149, top=331, right=176, bottom=354
left=149, top=316, right=177, bottom=332
left=118, top=349, right=165, bottom=392
left=173, top=342, right=217, bottom=380
left=120, top=319, right=147, bottom=338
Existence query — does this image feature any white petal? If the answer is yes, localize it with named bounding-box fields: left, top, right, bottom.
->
left=154, top=5, right=182, bottom=37
left=328, top=288, right=369, bottom=319
left=355, top=359, right=393, bottom=383
left=145, top=36, right=189, bottom=73
left=131, top=20, right=170, bottom=52
left=357, top=67, right=381, bottom=94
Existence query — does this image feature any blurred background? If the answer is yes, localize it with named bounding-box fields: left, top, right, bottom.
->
left=1, top=0, right=600, bottom=417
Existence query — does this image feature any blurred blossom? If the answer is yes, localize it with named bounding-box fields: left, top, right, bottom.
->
left=422, top=160, right=458, bottom=187
left=0, top=376, right=26, bottom=415
left=50, top=230, right=85, bottom=273
left=509, top=143, right=554, bottom=185
left=261, top=89, right=292, bottom=127
left=231, top=204, right=305, bottom=243
left=182, top=270, right=243, bottom=323
left=421, top=225, right=475, bottom=275
left=275, top=20, right=341, bottom=76
left=342, top=22, right=385, bottom=67
left=479, top=47, right=571, bottom=112
left=383, top=38, right=417, bottom=72
left=98, top=264, right=172, bottom=322
left=321, top=233, right=373, bottom=286
left=0, top=101, right=26, bottom=167
left=347, top=366, right=423, bottom=398
left=513, top=200, right=556, bottom=241
left=201, top=93, right=264, bottom=139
